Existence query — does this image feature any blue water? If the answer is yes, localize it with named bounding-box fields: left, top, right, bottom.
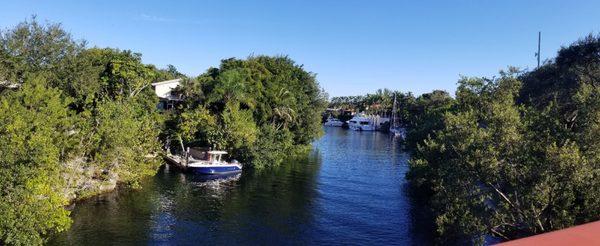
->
left=50, top=127, right=431, bottom=245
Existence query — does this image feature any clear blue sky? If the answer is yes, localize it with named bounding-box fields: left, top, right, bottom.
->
left=2, top=1, right=600, bottom=97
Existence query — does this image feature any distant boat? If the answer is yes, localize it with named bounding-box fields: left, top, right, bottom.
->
left=323, top=116, right=344, bottom=127
left=389, top=94, right=406, bottom=139
left=165, top=147, right=242, bottom=175
left=347, top=113, right=389, bottom=131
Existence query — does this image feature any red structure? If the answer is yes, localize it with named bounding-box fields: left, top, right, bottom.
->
left=497, top=221, right=600, bottom=246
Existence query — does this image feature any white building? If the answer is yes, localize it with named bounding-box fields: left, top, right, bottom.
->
left=152, top=78, right=182, bottom=110
left=0, top=80, right=20, bottom=89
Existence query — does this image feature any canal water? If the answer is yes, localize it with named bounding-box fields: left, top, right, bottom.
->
left=50, top=127, right=431, bottom=245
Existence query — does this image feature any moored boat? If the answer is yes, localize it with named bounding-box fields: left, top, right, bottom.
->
left=323, top=116, right=344, bottom=127
left=347, top=113, right=389, bottom=131
left=165, top=147, right=242, bottom=175
left=188, top=150, right=242, bottom=175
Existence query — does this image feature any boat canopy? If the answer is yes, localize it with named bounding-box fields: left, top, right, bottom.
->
left=208, top=150, right=228, bottom=155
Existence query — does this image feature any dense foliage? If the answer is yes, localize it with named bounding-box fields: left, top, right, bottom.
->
left=171, top=56, right=328, bottom=168
left=0, top=78, right=73, bottom=245
left=330, top=89, right=399, bottom=114
left=328, top=35, right=600, bottom=244
left=403, top=90, right=454, bottom=149
left=0, top=19, right=171, bottom=245
left=407, top=37, right=600, bottom=244
left=0, top=18, right=326, bottom=245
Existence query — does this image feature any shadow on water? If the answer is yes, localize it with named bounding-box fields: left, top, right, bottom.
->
left=404, top=183, right=438, bottom=246
left=50, top=127, right=433, bottom=245
left=50, top=154, right=322, bottom=245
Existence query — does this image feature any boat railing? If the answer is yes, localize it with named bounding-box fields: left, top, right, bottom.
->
left=188, top=147, right=211, bottom=160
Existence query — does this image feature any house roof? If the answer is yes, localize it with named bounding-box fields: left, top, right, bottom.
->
left=151, top=78, right=182, bottom=86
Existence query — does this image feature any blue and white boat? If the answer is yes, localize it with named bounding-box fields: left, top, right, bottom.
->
left=165, top=148, right=242, bottom=175
left=187, top=150, right=242, bottom=175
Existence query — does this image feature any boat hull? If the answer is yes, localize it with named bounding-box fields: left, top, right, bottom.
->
left=189, top=172, right=241, bottom=182
left=188, top=165, right=242, bottom=175
left=349, top=125, right=376, bottom=131
left=324, top=122, right=344, bottom=127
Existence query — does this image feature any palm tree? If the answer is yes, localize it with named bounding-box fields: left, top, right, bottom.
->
left=207, top=69, right=256, bottom=109
left=270, top=88, right=296, bottom=130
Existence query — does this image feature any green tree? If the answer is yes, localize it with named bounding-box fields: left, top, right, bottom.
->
left=0, top=78, right=73, bottom=245
left=0, top=19, right=168, bottom=244
left=404, top=90, right=454, bottom=149
left=408, top=64, right=600, bottom=243
left=174, top=55, right=326, bottom=168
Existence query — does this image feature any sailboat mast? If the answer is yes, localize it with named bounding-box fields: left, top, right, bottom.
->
left=391, top=94, right=398, bottom=129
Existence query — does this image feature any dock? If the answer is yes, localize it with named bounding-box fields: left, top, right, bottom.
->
left=164, top=154, right=189, bottom=171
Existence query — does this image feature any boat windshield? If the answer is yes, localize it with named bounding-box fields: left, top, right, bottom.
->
left=209, top=154, right=224, bottom=162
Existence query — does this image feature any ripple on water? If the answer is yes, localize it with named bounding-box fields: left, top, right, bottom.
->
left=50, top=128, right=432, bottom=245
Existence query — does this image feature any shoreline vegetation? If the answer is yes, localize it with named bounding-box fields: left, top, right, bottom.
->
left=328, top=36, right=600, bottom=244
left=1, top=17, right=600, bottom=245
left=0, top=18, right=326, bottom=245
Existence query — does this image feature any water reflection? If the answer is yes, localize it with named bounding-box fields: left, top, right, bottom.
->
left=50, top=128, right=432, bottom=245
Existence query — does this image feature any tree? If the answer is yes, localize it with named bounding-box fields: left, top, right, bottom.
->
left=0, top=19, right=167, bottom=244
left=0, top=16, right=84, bottom=85
left=0, top=77, right=73, bottom=245
left=173, top=55, right=327, bottom=168
left=408, top=62, right=600, bottom=243
left=404, top=90, right=454, bottom=149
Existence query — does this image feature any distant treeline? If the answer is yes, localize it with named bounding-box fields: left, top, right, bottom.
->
left=328, top=89, right=453, bottom=148
left=0, top=18, right=326, bottom=245
left=329, top=35, right=600, bottom=244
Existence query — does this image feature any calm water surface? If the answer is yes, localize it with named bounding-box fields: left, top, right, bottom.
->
left=50, top=128, right=431, bottom=245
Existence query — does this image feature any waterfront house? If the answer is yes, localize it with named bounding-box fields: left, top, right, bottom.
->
left=0, top=80, right=20, bottom=90
left=152, top=78, right=182, bottom=110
